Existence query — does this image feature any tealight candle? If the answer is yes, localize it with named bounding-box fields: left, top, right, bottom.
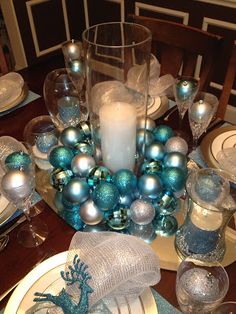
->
left=99, top=102, right=137, bottom=173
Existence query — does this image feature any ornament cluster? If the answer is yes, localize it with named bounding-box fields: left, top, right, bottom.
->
left=46, top=118, right=189, bottom=242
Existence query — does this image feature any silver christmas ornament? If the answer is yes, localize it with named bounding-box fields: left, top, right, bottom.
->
left=165, top=136, right=188, bottom=155
left=62, top=178, right=89, bottom=205
left=71, top=153, right=96, bottom=177
left=163, top=152, right=187, bottom=170
left=60, top=126, right=84, bottom=148
left=80, top=199, right=103, bottom=225
left=189, top=100, right=213, bottom=123
left=137, top=117, right=156, bottom=132
left=130, top=199, right=155, bottom=225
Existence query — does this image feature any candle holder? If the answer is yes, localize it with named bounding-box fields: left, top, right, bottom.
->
left=82, top=22, right=152, bottom=173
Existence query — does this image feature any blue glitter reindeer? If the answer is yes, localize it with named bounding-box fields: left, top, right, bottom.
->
left=34, top=254, right=94, bottom=314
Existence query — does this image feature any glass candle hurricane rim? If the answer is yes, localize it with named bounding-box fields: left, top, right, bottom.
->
left=82, top=21, right=152, bottom=49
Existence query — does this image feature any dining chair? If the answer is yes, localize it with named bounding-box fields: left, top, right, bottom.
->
left=217, top=40, right=236, bottom=120
left=0, top=42, right=9, bottom=75
left=129, top=14, right=223, bottom=91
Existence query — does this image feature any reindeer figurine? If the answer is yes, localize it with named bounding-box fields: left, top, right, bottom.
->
left=34, top=254, right=94, bottom=314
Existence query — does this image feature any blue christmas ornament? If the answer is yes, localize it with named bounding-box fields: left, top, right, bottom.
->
left=60, top=126, right=85, bottom=148
left=50, top=168, right=73, bottom=191
left=49, top=146, right=74, bottom=169
left=77, top=121, right=91, bottom=139
left=137, top=117, right=156, bottom=132
left=62, top=178, right=90, bottom=205
left=112, top=169, right=137, bottom=195
left=175, top=77, right=199, bottom=101
left=163, top=152, right=187, bottom=170
left=92, top=182, right=120, bottom=211
left=58, top=96, right=81, bottom=124
left=136, top=129, right=154, bottom=153
left=140, top=160, right=163, bottom=175
left=138, top=174, right=163, bottom=199
left=74, top=142, right=93, bottom=155
left=87, top=166, right=111, bottom=188
left=145, top=142, right=166, bottom=161
left=5, top=151, right=31, bottom=170
left=162, top=167, right=187, bottom=192
left=36, top=133, right=58, bottom=153
left=154, top=190, right=179, bottom=215
left=107, top=207, right=129, bottom=230
left=154, top=215, right=178, bottom=236
left=119, top=193, right=135, bottom=207
left=153, top=125, right=174, bottom=144
left=54, top=191, right=64, bottom=212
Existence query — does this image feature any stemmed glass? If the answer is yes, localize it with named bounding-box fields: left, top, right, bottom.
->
left=0, top=142, right=48, bottom=248
left=188, top=92, right=219, bottom=151
left=173, top=76, right=199, bottom=130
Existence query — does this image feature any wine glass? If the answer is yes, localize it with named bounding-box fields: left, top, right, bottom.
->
left=0, top=142, right=48, bottom=248
left=212, top=301, right=236, bottom=313
left=188, top=92, right=219, bottom=151
left=176, top=256, right=229, bottom=314
left=173, top=76, right=199, bottom=130
left=43, top=68, right=88, bottom=131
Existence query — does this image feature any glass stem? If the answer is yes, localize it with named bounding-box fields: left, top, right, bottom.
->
left=192, top=136, right=199, bottom=151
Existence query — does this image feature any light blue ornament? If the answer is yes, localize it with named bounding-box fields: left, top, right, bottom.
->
left=145, top=142, right=166, bottom=161
left=175, top=78, right=198, bottom=101
left=163, top=152, right=187, bottom=170
left=153, top=125, right=174, bottom=144
left=119, top=193, right=135, bottom=207
left=154, top=215, right=178, bottom=236
left=87, top=166, right=111, bottom=188
left=136, top=129, right=154, bottom=153
left=49, top=146, right=74, bottom=169
left=54, top=191, right=64, bottom=212
left=5, top=151, right=31, bottom=170
left=62, top=178, right=90, bottom=205
left=140, top=160, right=163, bottom=175
left=112, top=169, right=137, bottom=195
left=138, top=174, right=163, bottom=199
left=60, top=126, right=85, bottom=148
left=162, top=167, right=187, bottom=192
left=92, top=182, right=120, bottom=211
left=36, top=133, right=58, bottom=153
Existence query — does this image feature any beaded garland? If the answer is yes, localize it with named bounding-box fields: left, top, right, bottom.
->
left=48, top=119, right=188, bottom=241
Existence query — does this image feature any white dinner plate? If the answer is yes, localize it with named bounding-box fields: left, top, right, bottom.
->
left=5, top=251, right=158, bottom=314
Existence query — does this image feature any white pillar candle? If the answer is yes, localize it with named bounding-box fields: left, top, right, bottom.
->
left=99, top=102, right=137, bottom=172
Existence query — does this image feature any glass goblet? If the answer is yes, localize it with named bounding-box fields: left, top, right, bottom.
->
left=173, top=76, right=199, bottom=130
left=188, top=92, right=219, bottom=151
left=212, top=301, right=236, bottom=313
left=176, top=257, right=229, bottom=314
left=0, top=143, right=48, bottom=248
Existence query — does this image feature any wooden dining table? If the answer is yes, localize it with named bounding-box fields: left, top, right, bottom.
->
left=0, top=54, right=236, bottom=312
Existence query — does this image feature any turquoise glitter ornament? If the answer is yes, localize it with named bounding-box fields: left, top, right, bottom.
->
left=138, top=174, right=163, bottom=199
left=87, top=166, right=111, bottom=188
left=5, top=151, right=31, bottom=170
left=74, top=142, right=93, bottom=155
left=112, top=169, right=137, bottom=195
left=153, top=125, right=174, bottom=144
left=145, top=142, right=166, bottom=161
left=107, top=207, right=129, bottom=230
left=36, top=133, right=58, bottom=153
left=136, top=129, right=154, bottom=153
left=163, top=152, right=187, bottom=170
left=154, top=215, right=178, bottom=236
left=60, top=126, right=85, bottom=148
left=140, top=160, right=163, bottom=175
left=62, top=178, right=90, bottom=205
left=49, top=146, right=74, bottom=169
left=92, top=182, right=120, bottom=211
left=162, top=167, right=186, bottom=192
left=50, top=168, right=73, bottom=191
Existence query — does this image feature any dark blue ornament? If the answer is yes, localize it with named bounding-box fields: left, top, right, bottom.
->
left=49, top=146, right=74, bottom=169
left=5, top=151, right=31, bottom=170
left=92, top=182, right=120, bottom=211
left=145, top=141, right=166, bottom=161
left=140, top=160, right=163, bottom=175
left=153, top=125, right=174, bottom=144
left=154, top=215, right=178, bottom=236
left=60, top=127, right=85, bottom=148
left=87, top=166, right=111, bottom=188
left=162, top=167, right=186, bottom=192
left=112, top=169, right=137, bottom=195
left=138, top=174, right=163, bottom=199
left=62, top=178, right=90, bottom=205
left=36, top=133, right=58, bottom=153
left=163, top=152, right=187, bottom=170
left=136, top=129, right=154, bottom=154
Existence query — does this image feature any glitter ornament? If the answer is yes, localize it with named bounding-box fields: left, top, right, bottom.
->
left=165, top=136, right=188, bottom=155
left=145, top=142, right=165, bottom=161
left=163, top=152, right=187, bottom=170
left=153, top=125, right=174, bottom=144
left=154, top=215, right=178, bottom=236
left=130, top=199, right=155, bottom=225
left=137, top=117, right=156, bottom=132
left=138, top=174, right=163, bottom=199
left=58, top=97, right=81, bottom=126
left=162, top=167, right=186, bottom=192
left=87, top=166, right=111, bottom=188
left=80, top=199, right=103, bottom=225
left=5, top=151, right=31, bottom=170
left=60, top=126, right=85, bottom=148
left=112, top=169, right=137, bottom=195
left=92, top=182, right=120, bottom=211
left=36, top=133, right=58, bottom=153
left=60, top=208, right=83, bottom=230
left=128, top=222, right=157, bottom=243
left=50, top=168, right=73, bottom=191
left=140, top=160, right=163, bottom=175
left=71, top=153, right=95, bottom=177
left=136, top=129, right=154, bottom=153
left=49, top=146, right=74, bottom=169
left=74, top=142, right=93, bottom=155
left=62, top=178, right=89, bottom=205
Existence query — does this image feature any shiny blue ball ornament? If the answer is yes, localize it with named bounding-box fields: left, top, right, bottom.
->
left=49, top=146, right=74, bottom=169
left=154, top=190, right=179, bottom=215
left=153, top=125, right=174, bottom=144
left=74, top=142, right=93, bottom=155
left=54, top=191, right=64, bottom=212
left=154, top=215, right=178, bottom=236
left=140, top=160, right=163, bottom=175
left=145, top=142, right=165, bottom=161
left=136, top=129, right=154, bottom=153
left=138, top=174, right=163, bottom=199
left=162, top=167, right=186, bottom=192
left=163, top=152, right=187, bottom=170
left=112, top=169, right=137, bottom=195
left=175, top=77, right=199, bottom=101
left=62, top=178, right=90, bottom=205
left=5, top=151, right=31, bottom=170
left=119, top=193, right=135, bottom=207
left=60, top=126, right=85, bottom=148
left=87, top=166, right=112, bottom=188
left=92, top=182, right=120, bottom=211
left=77, top=121, right=91, bottom=139
left=36, top=133, right=58, bottom=153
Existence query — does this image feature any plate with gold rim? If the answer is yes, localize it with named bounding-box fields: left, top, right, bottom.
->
left=0, top=83, right=28, bottom=114
left=5, top=251, right=158, bottom=314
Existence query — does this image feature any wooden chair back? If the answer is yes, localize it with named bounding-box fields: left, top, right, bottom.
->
left=129, top=14, right=223, bottom=91
left=0, top=42, right=9, bottom=75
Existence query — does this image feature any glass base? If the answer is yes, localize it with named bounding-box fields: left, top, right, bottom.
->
left=29, top=205, right=44, bottom=217
left=17, top=218, right=48, bottom=248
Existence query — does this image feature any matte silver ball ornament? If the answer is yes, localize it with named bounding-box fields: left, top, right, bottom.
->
left=137, top=117, right=156, bottom=131
left=130, top=199, right=155, bottom=225
left=138, top=174, right=163, bottom=199
left=165, top=136, right=188, bottom=155
left=163, top=152, right=187, bottom=170
left=71, top=153, right=96, bottom=177
left=145, top=142, right=166, bottom=161
left=80, top=199, right=104, bottom=225
left=60, top=126, right=84, bottom=148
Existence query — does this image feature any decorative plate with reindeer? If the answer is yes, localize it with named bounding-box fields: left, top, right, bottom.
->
left=4, top=252, right=158, bottom=314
